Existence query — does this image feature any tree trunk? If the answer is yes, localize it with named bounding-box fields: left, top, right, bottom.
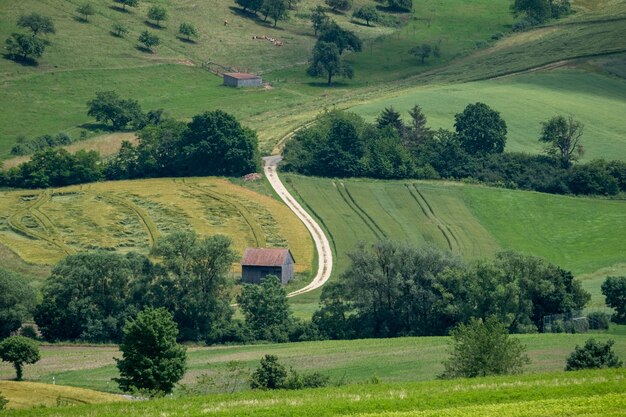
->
left=274, top=18, right=277, bottom=27
left=15, top=363, right=23, bottom=381
left=327, top=71, right=332, bottom=86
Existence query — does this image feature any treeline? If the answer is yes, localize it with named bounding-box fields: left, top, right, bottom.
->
left=283, top=108, right=626, bottom=196
left=10, top=133, right=74, bottom=156
left=0, top=98, right=260, bottom=189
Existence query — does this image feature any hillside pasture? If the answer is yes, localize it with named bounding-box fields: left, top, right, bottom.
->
left=350, top=69, right=626, bottom=161
left=0, top=381, right=125, bottom=410
left=0, top=177, right=313, bottom=277
left=1, top=331, right=625, bottom=394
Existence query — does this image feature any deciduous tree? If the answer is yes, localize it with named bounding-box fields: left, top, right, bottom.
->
left=87, top=90, right=145, bottom=130
left=138, top=30, right=160, bottom=52
left=179, top=22, right=198, bottom=41
left=0, top=336, right=40, bottom=381
left=325, top=0, right=352, bottom=12
left=261, top=0, right=288, bottom=27
left=565, top=338, right=622, bottom=371
left=76, top=3, right=95, bottom=22
left=602, top=276, right=626, bottom=324
left=117, top=0, right=139, bottom=11
left=311, top=6, right=329, bottom=36
left=0, top=269, right=37, bottom=339
left=111, top=22, right=128, bottom=37
left=147, top=5, right=168, bottom=27
left=17, top=13, right=55, bottom=35
left=454, top=102, right=507, bottom=155
left=249, top=355, right=287, bottom=389
left=115, top=308, right=187, bottom=395
left=5, top=33, right=46, bottom=62
left=410, top=43, right=431, bottom=64
left=307, top=41, right=353, bottom=86
left=353, top=5, right=380, bottom=26
left=539, top=115, right=584, bottom=168
left=318, top=21, right=362, bottom=54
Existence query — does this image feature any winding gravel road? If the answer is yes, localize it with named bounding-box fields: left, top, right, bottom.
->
left=263, top=156, right=333, bottom=297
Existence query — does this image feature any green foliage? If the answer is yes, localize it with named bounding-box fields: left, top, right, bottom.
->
left=237, top=276, right=293, bottom=342
left=34, top=252, right=145, bottom=342
left=147, top=6, right=168, bottom=27
left=178, top=23, right=198, bottom=41
left=454, top=102, right=507, bottom=155
left=352, top=5, right=380, bottom=26
left=1, top=148, right=102, bottom=189
left=387, top=0, right=412, bottom=12
left=249, top=355, right=287, bottom=390
left=311, top=6, right=329, bottom=36
left=441, top=317, right=529, bottom=378
left=602, top=276, right=626, bottom=324
left=568, top=159, right=619, bottom=196
left=512, top=0, right=570, bottom=23
left=76, top=3, right=96, bottom=22
left=86, top=90, right=145, bottom=130
left=0, top=336, right=41, bottom=381
left=115, top=308, right=187, bottom=395
left=138, top=30, right=160, bottom=51
left=117, top=0, right=139, bottom=11
left=261, top=0, right=288, bottom=27
left=325, top=0, right=352, bottom=12
left=587, top=312, right=610, bottom=330
left=409, top=44, right=432, bottom=64
left=307, top=41, right=354, bottom=86
left=0, top=269, right=36, bottom=340
left=17, top=13, right=55, bottom=35
left=5, top=33, right=46, bottom=61
left=565, top=338, right=622, bottom=371
left=376, top=106, right=403, bottom=131
left=235, top=0, right=265, bottom=14
left=10, top=133, right=73, bottom=156
left=539, top=115, right=584, bottom=168
left=318, top=21, right=362, bottom=55
left=0, top=393, right=7, bottom=410
left=111, top=22, right=128, bottom=37
left=150, top=232, right=237, bottom=342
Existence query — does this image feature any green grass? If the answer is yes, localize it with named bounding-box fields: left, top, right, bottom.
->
left=350, top=69, right=626, bottom=161
left=3, top=359, right=626, bottom=416
left=2, top=331, right=625, bottom=395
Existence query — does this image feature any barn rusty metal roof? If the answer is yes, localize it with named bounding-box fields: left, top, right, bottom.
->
left=241, top=248, right=294, bottom=266
left=224, top=72, right=261, bottom=80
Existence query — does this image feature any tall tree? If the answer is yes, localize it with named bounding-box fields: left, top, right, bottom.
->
left=307, top=41, right=353, bottom=86
left=238, top=276, right=293, bottom=342
left=17, top=13, right=55, bottom=35
left=441, top=317, right=529, bottom=378
left=261, top=0, right=288, bottom=27
left=0, top=269, right=37, bottom=339
left=376, top=106, right=404, bottom=132
left=602, top=276, right=626, bottom=324
left=539, top=115, right=584, bottom=168
left=0, top=336, right=40, bottom=381
left=87, top=90, right=145, bottom=130
left=311, top=6, right=329, bottom=36
left=5, top=33, right=46, bottom=62
left=352, top=5, right=380, bottom=26
left=454, top=102, right=507, bottom=155
left=318, top=21, right=362, bottom=54
left=147, top=5, right=168, bottom=27
left=115, top=308, right=187, bottom=395
left=410, top=44, right=431, bottom=64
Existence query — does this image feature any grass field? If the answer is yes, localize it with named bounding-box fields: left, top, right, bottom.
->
left=0, top=381, right=125, bottom=410
left=351, top=69, right=626, bottom=161
left=1, top=330, right=625, bottom=394
left=4, top=368, right=626, bottom=416
left=0, top=177, right=313, bottom=280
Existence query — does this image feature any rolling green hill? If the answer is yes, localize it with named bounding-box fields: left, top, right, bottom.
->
left=3, top=368, right=626, bottom=416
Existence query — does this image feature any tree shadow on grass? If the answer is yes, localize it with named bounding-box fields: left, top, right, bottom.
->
left=110, top=5, right=130, bottom=13
left=135, top=45, right=154, bottom=54
left=144, top=20, right=164, bottom=30
left=375, top=5, right=411, bottom=14
left=306, top=80, right=351, bottom=88
left=177, top=36, right=197, bottom=44
left=78, top=122, right=115, bottom=133
left=2, top=53, right=38, bottom=67
left=227, top=7, right=284, bottom=30
left=351, top=20, right=374, bottom=27
left=73, top=16, right=89, bottom=23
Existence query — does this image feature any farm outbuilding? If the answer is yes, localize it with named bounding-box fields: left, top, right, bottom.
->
left=223, top=72, right=262, bottom=88
left=241, top=248, right=295, bottom=285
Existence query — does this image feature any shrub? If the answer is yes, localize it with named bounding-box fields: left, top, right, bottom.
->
left=587, top=312, right=610, bottom=330
left=250, top=354, right=287, bottom=390
left=565, top=338, right=622, bottom=371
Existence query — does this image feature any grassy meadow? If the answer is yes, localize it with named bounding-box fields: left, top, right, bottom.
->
left=351, top=69, right=626, bottom=161
left=3, top=366, right=626, bottom=417
left=2, top=330, right=625, bottom=394
left=0, top=381, right=125, bottom=410
left=0, top=177, right=314, bottom=279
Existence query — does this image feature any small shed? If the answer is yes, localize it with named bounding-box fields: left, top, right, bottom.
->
left=241, top=248, right=295, bottom=285
left=223, top=72, right=262, bottom=88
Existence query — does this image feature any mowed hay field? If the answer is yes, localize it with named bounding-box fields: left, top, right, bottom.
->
left=0, top=381, right=125, bottom=410
left=3, top=368, right=626, bottom=416
left=0, top=177, right=313, bottom=276
left=2, top=331, right=625, bottom=393
left=285, top=175, right=626, bottom=277
left=351, top=69, right=626, bottom=161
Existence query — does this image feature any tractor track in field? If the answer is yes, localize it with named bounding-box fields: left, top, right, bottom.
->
left=335, top=181, right=387, bottom=240
left=264, top=156, right=333, bottom=298
left=406, top=184, right=461, bottom=253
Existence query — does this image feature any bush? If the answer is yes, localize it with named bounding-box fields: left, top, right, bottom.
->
left=565, top=338, right=622, bottom=371
left=250, top=355, right=287, bottom=390
left=587, top=312, right=610, bottom=330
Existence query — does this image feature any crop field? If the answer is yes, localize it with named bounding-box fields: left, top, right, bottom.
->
left=286, top=175, right=626, bottom=276
left=3, top=367, right=626, bottom=416
left=0, top=177, right=313, bottom=277
left=351, top=69, right=626, bottom=161
left=0, top=381, right=125, bottom=410
left=2, top=331, right=625, bottom=394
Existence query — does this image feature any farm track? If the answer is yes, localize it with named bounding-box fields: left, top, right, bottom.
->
left=7, top=191, right=74, bottom=255
left=182, top=180, right=266, bottom=247
left=264, top=156, right=333, bottom=297
left=335, top=181, right=387, bottom=240
left=406, top=184, right=461, bottom=253
left=94, top=192, right=161, bottom=248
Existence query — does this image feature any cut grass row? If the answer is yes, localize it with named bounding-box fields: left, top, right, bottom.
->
left=1, top=330, right=625, bottom=394
left=3, top=362, right=626, bottom=415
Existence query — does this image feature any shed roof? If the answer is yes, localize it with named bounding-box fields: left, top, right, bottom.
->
left=224, top=72, right=261, bottom=80
left=242, top=248, right=294, bottom=267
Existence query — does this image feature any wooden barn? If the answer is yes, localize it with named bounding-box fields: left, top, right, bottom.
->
left=241, top=248, right=295, bottom=285
left=223, top=72, right=262, bottom=88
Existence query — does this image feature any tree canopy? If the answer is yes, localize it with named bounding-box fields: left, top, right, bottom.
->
left=17, top=13, right=55, bottom=35
left=0, top=269, right=37, bottom=340
left=0, top=336, right=40, bottom=381
left=353, top=5, right=380, bottom=26
left=565, top=338, right=622, bottom=371
left=147, top=5, right=168, bottom=26
left=318, top=21, right=362, bottom=54
left=87, top=90, right=145, bottom=130
left=539, top=115, right=584, bottom=168
left=602, top=276, right=626, bottom=324
left=454, top=102, right=507, bottom=155
left=307, top=41, right=354, bottom=86
left=5, top=34, right=46, bottom=62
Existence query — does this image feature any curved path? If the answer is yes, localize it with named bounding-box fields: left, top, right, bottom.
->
left=263, top=156, right=333, bottom=297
